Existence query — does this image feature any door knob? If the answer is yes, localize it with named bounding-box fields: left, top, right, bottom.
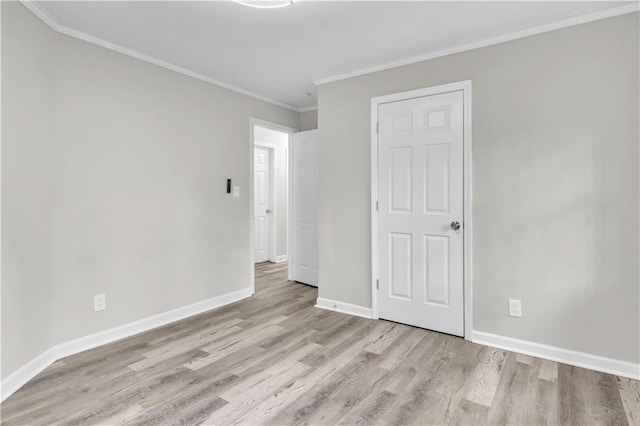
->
left=266, top=209, right=272, bottom=213
left=450, top=221, right=461, bottom=231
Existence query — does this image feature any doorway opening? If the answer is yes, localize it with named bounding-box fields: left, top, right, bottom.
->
left=250, top=119, right=294, bottom=295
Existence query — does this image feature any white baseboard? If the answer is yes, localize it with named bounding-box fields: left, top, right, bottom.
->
left=470, top=330, right=640, bottom=380
left=272, top=255, right=288, bottom=264
left=1, top=348, right=58, bottom=403
left=55, top=287, right=252, bottom=359
left=1, top=287, right=252, bottom=402
left=315, top=297, right=373, bottom=319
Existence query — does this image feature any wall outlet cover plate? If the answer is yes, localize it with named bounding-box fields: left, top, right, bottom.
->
left=508, top=298, right=522, bottom=317
left=94, top=294, right=106, bottom=312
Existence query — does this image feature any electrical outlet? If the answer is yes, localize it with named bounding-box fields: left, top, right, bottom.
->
left=94, top=293, right=106, bottom=312
left=508, top=298, right=522, bottom=317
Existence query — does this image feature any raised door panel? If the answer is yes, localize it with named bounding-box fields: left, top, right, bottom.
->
left=423, top=235, right=449, bottom=306
left=389, top=233, right=412, bottom=300
left=424, top=144, right=450, bottom=214
left=390, top=147, right=413, bottom=213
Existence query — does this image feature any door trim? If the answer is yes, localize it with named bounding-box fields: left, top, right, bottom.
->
left=249, top=118, right=297, bottom=295
left=370, top=80, right=473, bottom=339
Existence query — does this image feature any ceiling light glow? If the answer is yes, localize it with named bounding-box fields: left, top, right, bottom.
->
left=233, top=0, right=294, bottom=8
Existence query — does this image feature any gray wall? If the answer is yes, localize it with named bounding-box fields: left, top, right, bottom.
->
left=254, top=125, right=289, bottom=259
left=298, top=109, right=318, bottom=131
left=1, top=2, right=55, bottom=379
left=318, top=13, right=639, bottom=363
left=2, top=2, right=299, bottom=378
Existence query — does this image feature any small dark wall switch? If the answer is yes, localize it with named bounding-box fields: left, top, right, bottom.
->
left=227, top=179, right=232, bottom=194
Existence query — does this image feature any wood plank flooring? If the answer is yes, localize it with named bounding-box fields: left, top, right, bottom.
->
left=1, top=262, right=638, bottom=425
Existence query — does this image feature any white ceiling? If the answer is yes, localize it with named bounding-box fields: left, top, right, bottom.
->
left=29, top=1, right=636, bottom=111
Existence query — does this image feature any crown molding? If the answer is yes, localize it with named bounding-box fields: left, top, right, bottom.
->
left=21, top=1, right=639, bottom=108
left=298, top=105, right=318, bottom=113
left=19, top=1, right=302, bottom=113
left=20, top=0, right=57, bottom=28
left=314, top=3, right=640, bottom=86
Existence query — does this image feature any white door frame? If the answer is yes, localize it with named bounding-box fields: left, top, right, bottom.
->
left=370, top=80, right=473, bottom=339
left=254, top=142, right=276, bottom=263
left=249, top=118, right=297, bottom=295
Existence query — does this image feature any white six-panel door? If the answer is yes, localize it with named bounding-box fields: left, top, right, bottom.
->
left=292, top=130, right=319, bottom=286
left=378, top=90, right=464, bottom=336
left=254, top=146, right=271, bottom=263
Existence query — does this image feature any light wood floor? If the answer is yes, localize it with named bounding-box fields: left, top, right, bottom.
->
left=2, top=262, right=638, bottom=425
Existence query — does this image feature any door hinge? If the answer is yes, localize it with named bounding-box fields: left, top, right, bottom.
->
left=376, top=279, right=379, bottom=290
left=376, top=201, right=379, bottom=211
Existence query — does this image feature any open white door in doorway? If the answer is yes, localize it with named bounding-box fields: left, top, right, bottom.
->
left=254, top=146, right=272, bottom=263
left=291, top=130, right=319, bottom=287
left=373, top=84, right=471, bottom=337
